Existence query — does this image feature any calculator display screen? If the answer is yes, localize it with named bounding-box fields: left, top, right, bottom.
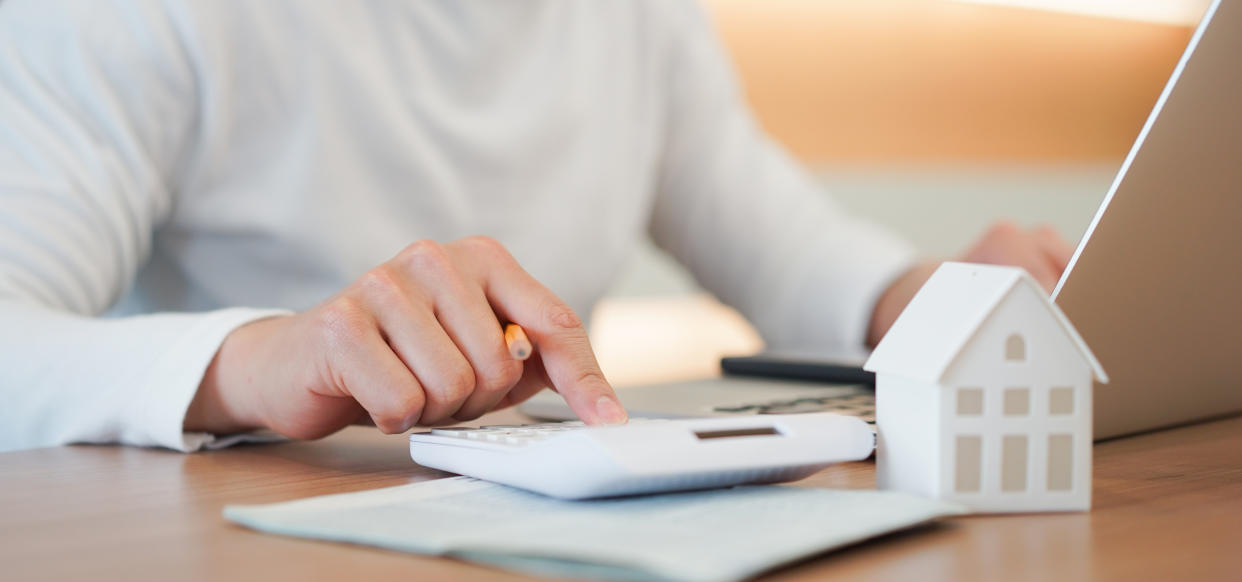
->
left=692, top=427, right=781, bottom=440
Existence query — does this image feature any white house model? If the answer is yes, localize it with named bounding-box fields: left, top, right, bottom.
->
left=863, top=262, right=1107, bottom=513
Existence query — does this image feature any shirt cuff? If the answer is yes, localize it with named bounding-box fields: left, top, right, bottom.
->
left=136, top=307, right=292, bottom=452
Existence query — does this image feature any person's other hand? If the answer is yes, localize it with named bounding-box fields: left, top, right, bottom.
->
left=868, top=221, right=1075, bottom=346
left=958, top=220, right=1073, bottom=292
left=185, top=236, right=627, bottom=439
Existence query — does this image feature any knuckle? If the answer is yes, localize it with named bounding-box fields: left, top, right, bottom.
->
left=477, top=359, right=523, bottom=394
left=447, top=368, right=476, bottom=401
left=457, top=235, right=518, bottom=270
left=355, top=266, right=402, bottom=301
left=402, top=238, right=442, bottom=256
left=315, top=298, right=369, bottom=346
left=543, top=301, right=583, bottom=331
left=988, top=219, right=1022, bottom=240
left=375, top=390, right=424, bottom=433
left=573, top=368, right=610, bottom=391
left=426, top=366, right=475, bottom=406
left=372, top=412, right=403, bottom=434
left=460, top=235, right=507, bottom=256
left=398, top=239, right=453, bottom=273
left=373, top=415, right=406, bottom=434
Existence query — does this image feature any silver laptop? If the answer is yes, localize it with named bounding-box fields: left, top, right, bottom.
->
left=522, top=0, right=1242, bottom=440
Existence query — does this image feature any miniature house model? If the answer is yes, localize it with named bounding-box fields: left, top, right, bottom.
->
left=864, top=262, right=1107, bottom=513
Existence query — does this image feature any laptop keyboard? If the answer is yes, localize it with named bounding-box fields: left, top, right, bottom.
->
left=712, top=393, right=875, bottom=425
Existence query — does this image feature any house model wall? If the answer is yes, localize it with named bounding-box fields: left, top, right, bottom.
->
left=864, top=262, right=1107, bottom=513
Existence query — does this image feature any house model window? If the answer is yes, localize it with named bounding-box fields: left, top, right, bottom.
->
left=1049, top=387, right=1075, bottom=415
left=1003, top=388, right=1030, bottom=416
left=956, top=388, right=983, bottom=416
left=1005, top=333, right=1026, bottom=361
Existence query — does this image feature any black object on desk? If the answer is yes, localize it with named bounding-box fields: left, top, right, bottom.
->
left=720, top=355, right=876, bottom=386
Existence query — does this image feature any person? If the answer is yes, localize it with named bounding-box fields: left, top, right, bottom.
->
left=0, top=1, right=1072, bottom=453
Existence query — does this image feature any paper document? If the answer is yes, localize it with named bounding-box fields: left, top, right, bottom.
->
left=225, top=477, right=963, bottom=582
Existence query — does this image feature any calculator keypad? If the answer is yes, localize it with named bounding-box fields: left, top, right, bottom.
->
left=429, top=420, right=640, bottom=447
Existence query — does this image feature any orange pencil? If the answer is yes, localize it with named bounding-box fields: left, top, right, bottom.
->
left=504, top=323, right=532, bottom=360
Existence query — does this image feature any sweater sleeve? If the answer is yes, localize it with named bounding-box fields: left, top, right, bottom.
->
left=0, top=0, right=286, bottom=452
left=649, top=3, right=918, bottom=358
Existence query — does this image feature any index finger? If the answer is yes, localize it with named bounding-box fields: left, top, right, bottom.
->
left=462, top=243, right=627, bottom=425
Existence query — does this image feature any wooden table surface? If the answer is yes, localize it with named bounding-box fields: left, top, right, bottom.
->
left=4, top=410, right=1241, bottom=582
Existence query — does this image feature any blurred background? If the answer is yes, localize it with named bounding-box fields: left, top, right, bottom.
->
left=591, top=0, right=1209, bottom=386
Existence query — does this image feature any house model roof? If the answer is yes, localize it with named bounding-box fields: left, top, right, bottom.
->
left=864, top=262, right=1108, bottom=384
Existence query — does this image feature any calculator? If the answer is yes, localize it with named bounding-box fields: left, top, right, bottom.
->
left=408, top=412, right=875, bottom=499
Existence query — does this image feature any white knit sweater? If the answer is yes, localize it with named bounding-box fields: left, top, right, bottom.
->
left=0, top=0, right=914, bottom=452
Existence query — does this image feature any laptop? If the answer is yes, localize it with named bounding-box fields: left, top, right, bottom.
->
left=521, top=0, right=1242, bottom=440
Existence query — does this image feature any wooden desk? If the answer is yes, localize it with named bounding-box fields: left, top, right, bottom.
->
left=4, top=412, right=1240, bottom=581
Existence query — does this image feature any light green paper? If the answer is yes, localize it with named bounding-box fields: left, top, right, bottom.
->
left=224, top=477, right=963, bottom=582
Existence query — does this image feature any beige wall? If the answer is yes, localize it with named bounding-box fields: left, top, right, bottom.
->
left=598, top=2, right=1200, bottom=369
left=705, top=0, right=1194, bottom=163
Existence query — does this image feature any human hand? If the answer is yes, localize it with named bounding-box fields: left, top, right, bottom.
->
left=867, top=221, right=1075, bottom=346
left=957, top=220, right=1073, bottom=292
left=185, top=236, right=627, bottom=439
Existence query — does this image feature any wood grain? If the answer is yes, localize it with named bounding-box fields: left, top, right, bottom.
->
left=3, top=409, right=1240, bottom=581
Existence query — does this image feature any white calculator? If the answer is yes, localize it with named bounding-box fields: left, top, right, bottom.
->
left=408, top=412, right=875, bottom=499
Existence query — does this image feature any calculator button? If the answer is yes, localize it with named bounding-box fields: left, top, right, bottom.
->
left=429, top=428, right=472, bottom=438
